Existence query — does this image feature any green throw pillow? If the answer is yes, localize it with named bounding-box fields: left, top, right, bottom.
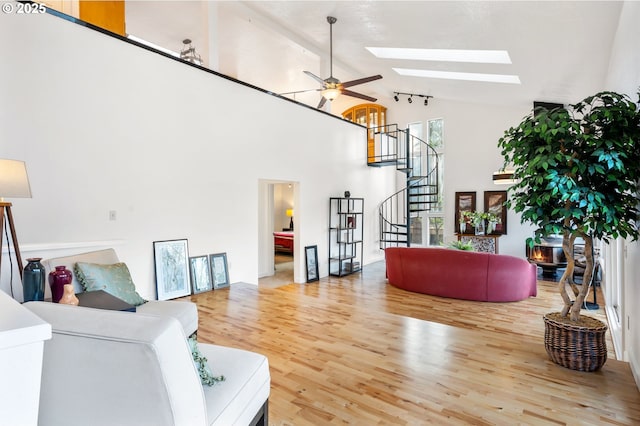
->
left=74, top=262, right=147, bottom=306
left=188, top=336, right=225, bottom=386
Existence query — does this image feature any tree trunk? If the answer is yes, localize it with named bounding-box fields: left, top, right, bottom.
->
left=570, top=234, right=594, bottom=321
left=559, top=231, right=576, bottom=317
left=558, top=230, right=595, bottom=321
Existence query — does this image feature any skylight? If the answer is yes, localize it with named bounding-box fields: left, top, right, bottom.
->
left=366, top=47, right=512, bottom=64
left=393, top=68, right=521, bottom=84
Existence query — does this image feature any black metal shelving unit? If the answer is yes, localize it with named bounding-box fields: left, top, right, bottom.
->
left=328, top=197, right=364, bottom=276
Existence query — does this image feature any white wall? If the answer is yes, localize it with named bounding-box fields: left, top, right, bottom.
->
left=0, top=12, right=396, bottom=300
left=603, top=0, right=640, bottom=384
left=274, top=183, right=294, bottom=232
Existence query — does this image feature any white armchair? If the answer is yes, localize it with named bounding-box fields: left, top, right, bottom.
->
left=25, top=301, right=270, bottom=426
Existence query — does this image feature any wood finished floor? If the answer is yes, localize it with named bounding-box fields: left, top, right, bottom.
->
left=188, top=261, right=640, bottom=425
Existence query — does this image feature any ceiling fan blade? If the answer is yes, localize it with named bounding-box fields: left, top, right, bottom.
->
left=317, top=97, right=328, bottom=109
left=279, top=88, right=321, bottom=96
left=341, top=75, right=383, bottom=88
left=341, top=89, right=377, bottom=103
left=304, top=71, right=326, bottom=85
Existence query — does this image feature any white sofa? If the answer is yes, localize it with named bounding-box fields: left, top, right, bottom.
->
left=25, top=301, right=270, bottom=426
left=42, top=248, right=198, bottom=336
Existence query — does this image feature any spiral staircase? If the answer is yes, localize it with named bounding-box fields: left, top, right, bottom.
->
left=368, top=124, right=440, bottom=248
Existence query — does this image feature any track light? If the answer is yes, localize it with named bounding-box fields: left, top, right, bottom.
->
left=393, top=92, right=433, bottom=106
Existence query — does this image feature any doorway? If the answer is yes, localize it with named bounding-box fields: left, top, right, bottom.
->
left=258, top=180, right=296, bottom=288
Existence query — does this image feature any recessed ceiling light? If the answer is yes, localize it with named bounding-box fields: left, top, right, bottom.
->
left=393, top=68, right=521, bottom=84
left=366, top=47, right=512, bottom=64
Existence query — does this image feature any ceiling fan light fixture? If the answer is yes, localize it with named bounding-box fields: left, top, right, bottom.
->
left=321, top=87, right=341, bottom=101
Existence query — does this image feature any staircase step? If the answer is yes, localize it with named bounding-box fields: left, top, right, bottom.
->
left=383, top=231, right=408, bottom=237
left=368, top=160, right=398, bottom=167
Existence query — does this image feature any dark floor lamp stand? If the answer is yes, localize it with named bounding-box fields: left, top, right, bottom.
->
left=0, top=202, right=25, bottom=279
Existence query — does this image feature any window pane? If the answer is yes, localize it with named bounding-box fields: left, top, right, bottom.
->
left=428, top=119, right=444, bottom=151
left=428, top=216, right=444, bottom=246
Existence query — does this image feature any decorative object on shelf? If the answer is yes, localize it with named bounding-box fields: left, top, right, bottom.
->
left=329, top=197, right=364, bottom=276
left=189, top=255, right=213, bottom=294
left=209, top=252, right=230, bottom=289
left=153, top=239, right=191, bottom=301
left=454, top=191, right=476, bottom=234
left=460, top=210, right=501, bottom=236
left=286, top=208, right=294, bottom=230
left=22, top=258, right=46, bottom=302
left=305, top=245, right=319, bottom=283
left=344, top=191, right=350, bottom=198
left=484, top=190, right=508, bottom=234
left=393, top=91, right=433, bottom=106
left=0, top=158, right=32, bottom=282
left=58, top=284, right=79, bottom=306
left=49, top=265, right=73, bottom=303
left=179, top=38, right=202, bottom=65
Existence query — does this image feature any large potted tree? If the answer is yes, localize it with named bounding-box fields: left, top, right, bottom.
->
left=498, top=91, right=640, bottom=371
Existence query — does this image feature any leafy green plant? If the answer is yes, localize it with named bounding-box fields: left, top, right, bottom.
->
left=447, top=240, right=474, bottom=251
left=460, top=210, right=500, bottom=226
left=498, top=91, right=640, bottom=321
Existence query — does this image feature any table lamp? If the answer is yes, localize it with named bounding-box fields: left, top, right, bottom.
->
left=0, top=159, right=32, bottom=278
left=286, top=208, right=294, bottom=230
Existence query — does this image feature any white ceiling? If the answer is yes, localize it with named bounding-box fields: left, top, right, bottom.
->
left=124, top=1, right=624, bottom=110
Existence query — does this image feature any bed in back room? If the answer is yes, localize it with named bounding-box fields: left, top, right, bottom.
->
left=273, top=231, right=293, bottom=254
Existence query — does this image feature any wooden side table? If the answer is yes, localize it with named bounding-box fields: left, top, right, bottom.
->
left=457, top=234, right=499, bottom=254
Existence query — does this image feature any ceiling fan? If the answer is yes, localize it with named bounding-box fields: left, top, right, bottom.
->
left=284, top=16, right=382, bottom=109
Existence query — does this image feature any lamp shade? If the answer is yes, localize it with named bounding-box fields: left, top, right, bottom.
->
left=321, top=88, right=341, bottom=101
left=492, top=169, right=517, bottom=185
left=286, top=209, right=294, bottom=217
left=0, top=159, right=32, bottom=200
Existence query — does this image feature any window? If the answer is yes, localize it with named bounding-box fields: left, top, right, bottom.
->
left=407, top=119, right=444, bottom=247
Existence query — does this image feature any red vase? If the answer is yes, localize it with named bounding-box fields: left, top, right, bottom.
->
left=49, top=265, right=72, bottom=303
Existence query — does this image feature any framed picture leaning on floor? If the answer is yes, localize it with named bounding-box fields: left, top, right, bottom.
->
left=153, top=239, right=191, bottom=300
left=209, top=252, right=230, bottom=289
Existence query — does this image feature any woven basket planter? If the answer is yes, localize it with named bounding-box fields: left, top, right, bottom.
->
left=543, top=312, right=608, bottom=372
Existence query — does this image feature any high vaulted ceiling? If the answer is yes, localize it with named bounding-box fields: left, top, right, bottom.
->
left=124, top=1, right=624, bottom=110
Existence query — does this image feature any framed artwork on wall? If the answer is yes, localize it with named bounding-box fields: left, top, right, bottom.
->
left=484, top=190, right=508, bottom=235
left=305, top=245, right=319, bottom=283
left=189, top=255, right=213, bottom=294
left=455, top=191, right=476, bottom=234
left=209, top=252, right=230, bottom=289
left=153, top=239, right=191, bottom=300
